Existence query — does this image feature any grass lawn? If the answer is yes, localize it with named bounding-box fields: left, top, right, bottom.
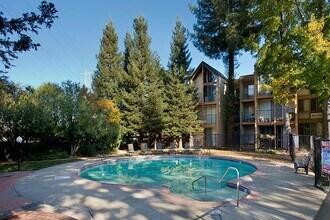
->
left=0, top=158, right=80, bottom=172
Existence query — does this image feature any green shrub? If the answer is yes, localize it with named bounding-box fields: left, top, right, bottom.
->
left=30, top=149, right=69, bottom=161
left=76, top=145, right=99, bottom=157
left=256, top=148, right=278, bottom=154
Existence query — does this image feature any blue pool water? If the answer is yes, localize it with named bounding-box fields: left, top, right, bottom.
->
left=79, top=157, right=256, bottom=202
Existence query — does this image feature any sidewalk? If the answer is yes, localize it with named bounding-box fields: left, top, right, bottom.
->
left=0, top=152, right=327, bottom=219
left=13, top=155, right=327, bottom=219
left=0, top=171, right=33, bottom=211
left=0, top=171, right=76, bottom=220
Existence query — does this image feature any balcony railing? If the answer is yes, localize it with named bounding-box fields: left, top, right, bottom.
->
left=196, top=93, right=216, bottom=103
left=204, top=134, right=218, bottom=147
left=204, top=114, right=216, bottom=124
left=258, top=88, right=272, bottom=96
left=257, top=109, right=274, bottom=122
left=204, top=95, right=216, bottom=103
left=274, top=109, right=295, bottom=122
left=242, top=112, right=255, bottom=122
left=243, top=88, right=254, bottom=99
left=256, top=109, right=296, bottom=122
left=204, top=134, right=240, bottom=147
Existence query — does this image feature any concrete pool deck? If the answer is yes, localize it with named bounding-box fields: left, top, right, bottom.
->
left=6, top=154, right=328, bottom=219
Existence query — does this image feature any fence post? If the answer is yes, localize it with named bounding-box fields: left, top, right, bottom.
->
left=289, top=134, right=295, bottom=162
left=314, top=137, right=321, bottom=187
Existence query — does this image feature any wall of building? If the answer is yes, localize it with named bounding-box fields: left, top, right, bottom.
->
left=194, top=71, right=203, bottom=96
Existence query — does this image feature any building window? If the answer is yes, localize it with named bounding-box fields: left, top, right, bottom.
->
left=203, top=69, right=216, bottom=83
left=204, top=85, right=216, bottom=102
left=259, top=126, right=274, bottom=135
left=299, top=123, right=310, bottom=135
left=299, top=123, right=317, bottom=136
left=298, top=99, right=304, bottom=112
left=298, top=99, right=310, bottom=112
left=244, top=85, right=254, bottom=98
left=311, top=98, right=321, bottom=112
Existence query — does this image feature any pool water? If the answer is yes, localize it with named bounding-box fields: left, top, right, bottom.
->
left=79, top=157, right=256, bottom=202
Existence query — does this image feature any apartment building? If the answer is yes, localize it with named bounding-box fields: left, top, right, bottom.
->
left=239, top=74, right=296, bottom=150
left=190, top=61, right=227, bottom=147
left=191, top=61, right=325, bottom=150
left=239, top=74, right=324, bottom=150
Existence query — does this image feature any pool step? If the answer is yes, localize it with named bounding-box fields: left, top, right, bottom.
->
left=184, top=187, right=248, bottom=202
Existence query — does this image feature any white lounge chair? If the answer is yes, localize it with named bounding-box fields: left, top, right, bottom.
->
left=127, top=143, right=135, bottom=156
left=141, top=143, right=152, bottom=155
left=192, top=145, right=202, bottom=154
left=156, top=142, right=164, bottom=154
left=182, top=142, right=192, bottom=154
left=169, top=142, right=177, bottom=154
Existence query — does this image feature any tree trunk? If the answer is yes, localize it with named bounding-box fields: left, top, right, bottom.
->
left=70, top=142, right=81, bottom=157
left=178, top=137, right=183, bottom=150
left=226, top=48, right=235, bottom=148
left=284, top=103, right=294, bottom=159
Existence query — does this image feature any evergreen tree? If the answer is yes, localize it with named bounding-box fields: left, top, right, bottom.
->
left=92, top=19, right=124, bottom=103
left=165, top=19, right=201, bottom=145
left=123, top=32, right=134, bottom=73
left=122, top=16, right=165, bottom=142
left=163, top=73, right=202, bottom=143
left=143, top=57, right=167, bottom=139
left=168, top=18, right=192, bottom=82
left=190, top=0, right=260, bottom=147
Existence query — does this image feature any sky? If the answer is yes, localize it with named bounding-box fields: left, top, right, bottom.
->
left=2, top=0, right=256, bottom=88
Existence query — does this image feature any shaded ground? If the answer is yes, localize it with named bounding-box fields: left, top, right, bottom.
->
left=0, top=150, right=327, bottom=220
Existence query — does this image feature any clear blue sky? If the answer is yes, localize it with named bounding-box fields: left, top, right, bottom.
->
left=2, top=0, right=256, bottom=88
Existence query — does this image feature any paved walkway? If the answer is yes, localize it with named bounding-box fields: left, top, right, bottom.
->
left=1, top=153, right=327, bottom=219
left=0, top=171, right=33, bottom=211
left=0, top=171, right=76, bottom=220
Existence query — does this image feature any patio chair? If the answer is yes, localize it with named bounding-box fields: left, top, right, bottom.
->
left=294, top=154, right=311, bottom=175
left=182, top=142, right=192, bottom=154
left=127, top=143, right=135, bottom=156
left=169, top=142, right=177, bottom=154
left=156, top=142, right=164, bottom=154
left=141, top=143, right=152, bottom=155
left=96, top=154, right=108, bottom=162
left=192, top=145, right=202, bottom=154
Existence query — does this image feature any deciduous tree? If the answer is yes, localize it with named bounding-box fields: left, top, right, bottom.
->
left=254, top=0, right=330, bottom=140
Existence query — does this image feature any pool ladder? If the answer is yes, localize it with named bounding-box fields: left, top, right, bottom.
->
left=191, top=167, right=240, bottom=207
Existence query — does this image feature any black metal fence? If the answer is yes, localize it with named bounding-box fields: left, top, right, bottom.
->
left=202, top=133, right=317, bottom=151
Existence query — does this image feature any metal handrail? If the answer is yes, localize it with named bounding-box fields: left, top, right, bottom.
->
left=218, top=167, right=240, bottom=207
left=192, top=175, right=207, bottom=196
left=191, top=166, right=240, bottom=207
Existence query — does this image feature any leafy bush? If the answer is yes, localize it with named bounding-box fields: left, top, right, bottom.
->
left=255, top=148, right=278, bottom=154
left=76, top=145, right=99, bottom=157
left=30, top=149, right=69, bottom=161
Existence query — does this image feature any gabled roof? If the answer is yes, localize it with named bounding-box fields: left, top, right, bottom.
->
left=190, top=61, right=227, bottom=81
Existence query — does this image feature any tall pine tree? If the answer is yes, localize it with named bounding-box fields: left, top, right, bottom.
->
left=122, top=16, right=166, bottom=142
left=92, top=19, right=124, bottom=103
left=168, top=18, right=192, bottom=83
left=164, top=18, right=201, bottom=147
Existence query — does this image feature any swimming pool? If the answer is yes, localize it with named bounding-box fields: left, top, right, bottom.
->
left=79, top=156, right=256, bottom=202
